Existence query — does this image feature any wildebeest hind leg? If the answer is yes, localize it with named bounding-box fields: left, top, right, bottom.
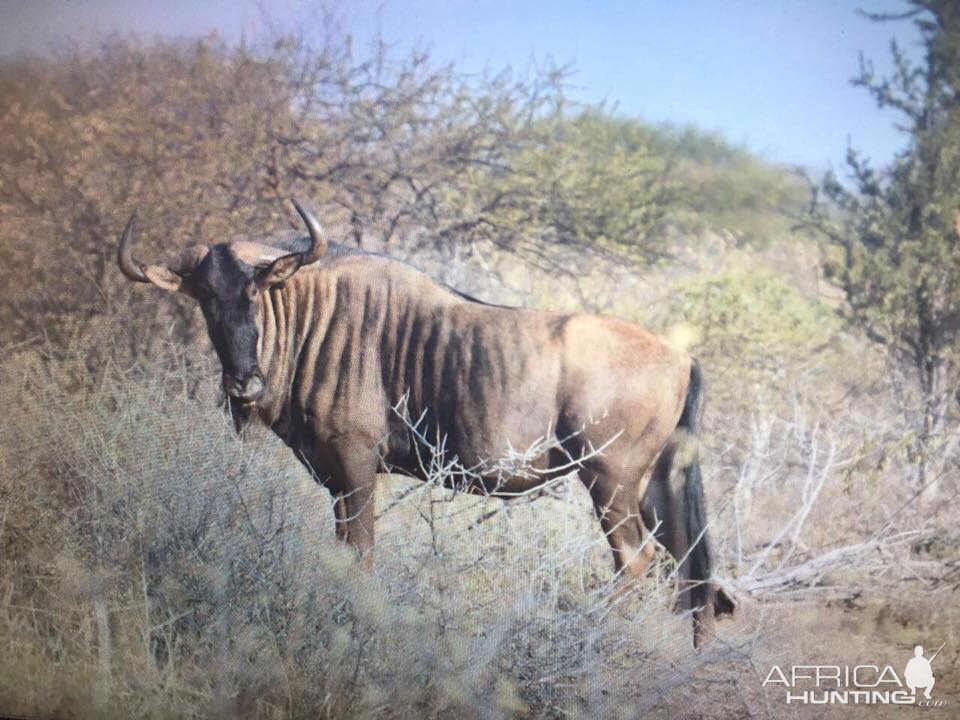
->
left=586, top=473, right=655, bottom=589
left=641, top=446, right=690, bottom=607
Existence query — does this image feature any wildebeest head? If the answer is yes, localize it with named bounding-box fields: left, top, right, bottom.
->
left=117, top=199, right=327, bottom=416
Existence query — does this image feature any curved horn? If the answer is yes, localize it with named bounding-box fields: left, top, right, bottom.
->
left=291, top=198, right=327, bottom=265
left=117, top=209, right=151, bottom=282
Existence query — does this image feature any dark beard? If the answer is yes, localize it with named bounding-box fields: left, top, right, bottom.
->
left=224, top=393, right=255, bottom=434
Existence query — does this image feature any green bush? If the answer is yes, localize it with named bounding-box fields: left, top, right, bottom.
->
left=657, top=266, right=844, bottom=405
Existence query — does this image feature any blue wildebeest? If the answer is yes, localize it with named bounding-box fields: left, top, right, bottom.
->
left=117, top=199, right=734, bottom=645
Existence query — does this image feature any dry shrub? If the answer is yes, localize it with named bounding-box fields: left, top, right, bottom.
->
left=0, top=340, right=752, bottom=720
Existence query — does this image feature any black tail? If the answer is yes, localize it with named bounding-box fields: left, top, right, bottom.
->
left=679, top=360, right=710, bottom=612
left=678, top=360, right=735, bottom=618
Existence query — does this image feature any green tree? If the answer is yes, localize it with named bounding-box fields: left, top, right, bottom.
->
left=807, top=1, right=960, bottom=490
left=480, top=111, right=675, bottom=260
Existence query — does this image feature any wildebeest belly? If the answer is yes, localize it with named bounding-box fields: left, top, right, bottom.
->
left=381, top=307, right=565, bottom=492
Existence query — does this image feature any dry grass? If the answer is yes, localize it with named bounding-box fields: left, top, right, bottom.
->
left=0, top=322, right=955, bottom=719
left=0, top=346, right=726, bottom=719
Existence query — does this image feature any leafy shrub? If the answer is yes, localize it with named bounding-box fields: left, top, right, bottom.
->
left=656, top=265, right=845, bottom=405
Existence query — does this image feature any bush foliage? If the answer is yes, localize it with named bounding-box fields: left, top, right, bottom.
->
left=0, top=32, right=803, bottom=358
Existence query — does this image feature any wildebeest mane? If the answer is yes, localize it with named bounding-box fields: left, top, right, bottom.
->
left=257, top=231, right=515, bottom=308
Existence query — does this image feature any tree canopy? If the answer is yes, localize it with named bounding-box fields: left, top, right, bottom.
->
left=807, top=0, right=960, bottom=487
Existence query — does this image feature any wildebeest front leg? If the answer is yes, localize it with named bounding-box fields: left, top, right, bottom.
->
left=294, top=450, right=359, bottom=548
left=333, top=493, right=349, bottom=542
left=329, top=439, right=378, bottom=569
left=294, top=450, right=352, bottom=544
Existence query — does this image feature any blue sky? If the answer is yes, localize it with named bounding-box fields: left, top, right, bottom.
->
left=1, top=0, right=924, bottom=172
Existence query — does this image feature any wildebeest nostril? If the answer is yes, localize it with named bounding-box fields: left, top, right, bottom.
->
left=224, top=373, right=264, bottom=402
left=243, top=374, right=264, bottom=399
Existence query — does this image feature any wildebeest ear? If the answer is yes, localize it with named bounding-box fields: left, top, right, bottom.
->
left=143, top=264, right=184, bottom=293
left=257, top=253, right=303, bottom=287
